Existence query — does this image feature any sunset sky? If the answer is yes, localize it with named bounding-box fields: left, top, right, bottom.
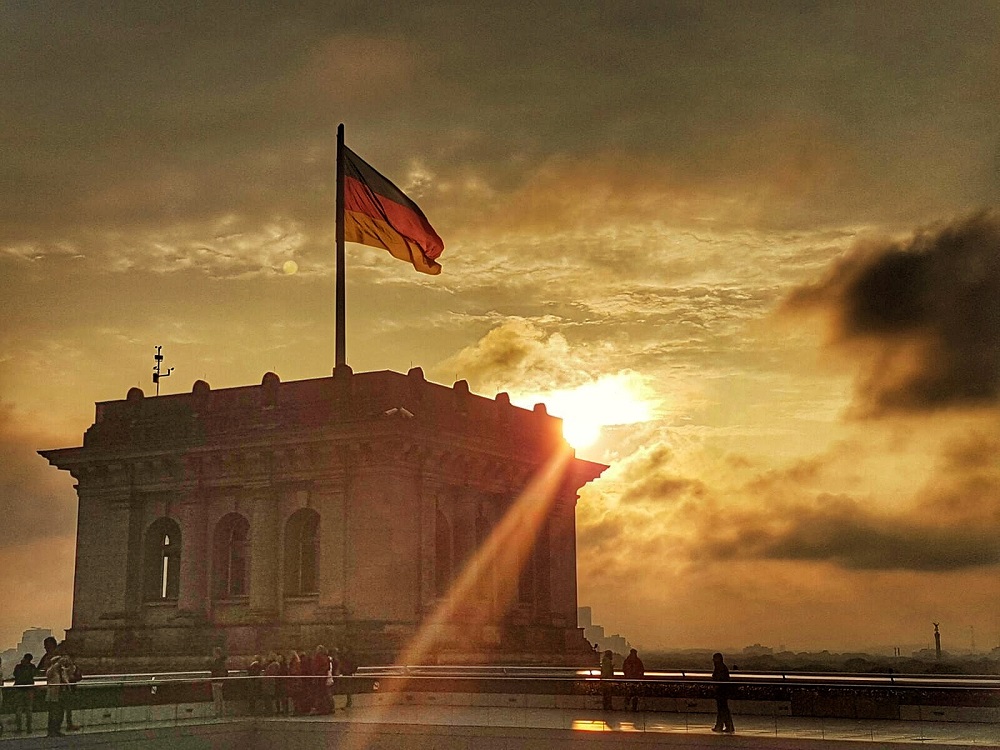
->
left=2, top=2, right=998, bottom=654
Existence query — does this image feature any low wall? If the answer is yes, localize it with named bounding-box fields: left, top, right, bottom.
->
left=0, top=721, right=252, bottom=750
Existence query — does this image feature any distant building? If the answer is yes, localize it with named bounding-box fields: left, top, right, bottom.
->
left=584, top=624, right=605, bottom=647
left=0, top=628, right=52, bottom=676
left=17, top=627, right=53, bottom=656
left=742, top=643, right=774, bottom=657
left=1, top=627, right=53, bottom=667
left=605, top=633, right=628, bottom=655
left=579, top=611, right=632, bottom=656
left=40, top=368, right=606, bottom=671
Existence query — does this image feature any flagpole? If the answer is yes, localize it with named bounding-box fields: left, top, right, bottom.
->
left=335, top=123, right=346, bottom=368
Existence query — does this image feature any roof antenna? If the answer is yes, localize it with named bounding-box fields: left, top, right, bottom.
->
left=153, top=345, right=174, bottom=396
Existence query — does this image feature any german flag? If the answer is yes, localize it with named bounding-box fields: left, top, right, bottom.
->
left=342, top=146, right=444, bottom=275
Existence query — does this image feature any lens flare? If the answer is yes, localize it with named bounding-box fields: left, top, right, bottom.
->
left=523, top=374, right=656, bottom=450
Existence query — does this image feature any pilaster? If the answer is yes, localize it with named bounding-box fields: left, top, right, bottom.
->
left=74, top=483, right=137, bottom=626
left=419, top=475, right=445, bottom=615
left=315, top=477, right=348, bottom=620
left=249, top=486, right=279, bottom=619
left=548, top=491, right=579, bottom=626
left=176, top=492, right=209, bottom=621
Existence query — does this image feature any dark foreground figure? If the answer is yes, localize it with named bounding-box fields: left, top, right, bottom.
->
left=711, top=652, right=735, bottom=733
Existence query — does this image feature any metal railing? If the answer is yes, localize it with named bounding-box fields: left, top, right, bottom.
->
left=1, top=668, right=997, bottom=741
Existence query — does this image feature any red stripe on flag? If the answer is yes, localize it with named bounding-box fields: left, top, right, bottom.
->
left=345, top=210, right=442, bottom=275
left=344, top=175, right=443, bottom=260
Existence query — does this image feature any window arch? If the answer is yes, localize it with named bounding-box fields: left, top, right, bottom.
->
left=284, top=508, right=320, bottom=596
left=435, top=508, right=452, bottom=598
left=213, top=513, right=250, bottom=598
left=144, top=517, right=181, bottom=601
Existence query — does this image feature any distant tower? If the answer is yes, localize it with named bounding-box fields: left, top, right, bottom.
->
left=933, top=623, right=941, bottom=659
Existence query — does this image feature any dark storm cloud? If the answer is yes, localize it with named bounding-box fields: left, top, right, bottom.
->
left=2, top=1, right=998, bottom=261
left=700, top=493, right=1000, bottom=571
left=784, top=211, right=1000, bottom=416
left=0, top=3, right=424, bottom=250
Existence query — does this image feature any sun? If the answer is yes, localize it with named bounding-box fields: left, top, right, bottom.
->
left=520, top=374, right=655, bottom=451
left=561, top=414, right=602, bottom=450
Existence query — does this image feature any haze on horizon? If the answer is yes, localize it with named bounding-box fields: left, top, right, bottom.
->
left=1, top=2, right=998, bottom=656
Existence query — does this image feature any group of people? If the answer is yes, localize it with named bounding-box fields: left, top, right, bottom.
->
left=209, top=645, right=357, bottom=718
left=599, top=647, right=646, bottom=711
left=4, top=640, right=736, bottom=736
left=0, top=636, right=83, bottom=737
left=598, top=648, right=736, bottom=734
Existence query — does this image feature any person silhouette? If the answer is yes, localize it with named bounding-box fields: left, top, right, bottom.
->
left=711, top=652, right=735, bottom=733
left=599, top=650, right=614, bottom=710
left=622, top=648, right=644, bottom=711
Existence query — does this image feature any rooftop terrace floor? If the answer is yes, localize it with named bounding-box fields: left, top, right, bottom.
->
left=4, top=704, right=998, bottom=749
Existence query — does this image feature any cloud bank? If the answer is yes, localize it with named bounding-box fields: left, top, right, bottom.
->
left=785, top=212, right=1000, bottom=417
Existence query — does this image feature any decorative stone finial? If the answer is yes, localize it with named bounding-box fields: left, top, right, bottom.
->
left=192, top=380, right=211, bottom=395
left=126, top=387, right=145, bottom=401
left=262, top=371, right=280, bottom=387
left=533, top=402, right=548, bottom=415
left=453, top=379, right=470, bottom=394
left=495, top=392, right=511, bottom=405
left=407, top=367, right=425, bottom=380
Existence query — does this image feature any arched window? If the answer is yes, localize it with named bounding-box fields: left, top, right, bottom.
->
left=435, top=508, right=452, bottom=598
left=284, top=508, right=320, bottom=596
left=213, top=513, right=250, bottom=598
left=144, top=518, right=181, bottom=601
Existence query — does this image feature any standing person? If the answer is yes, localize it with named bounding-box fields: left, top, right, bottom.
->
left=247, top=655, right=264, bottom=716
left=711, top=652, right=735, bottom=734
left=208, top=647, right=228, bottom=718
left=44, top=655, right=68, bottom=737
left=36, top=637, right=58, bottom=674
left=275, top=653, right=289, bottom=715
left=599, top=649, right=614, bottom=711
left=310, top=646, right=332, bottom=715
left=288, top=650, right=305, bottom=715
left=339, top=647, right=357, bottom=709
left=262, top=653, right=280, bottom=715
left=328, top=648, right=342, bottom=711
left=12, top=653, right=36, bottom=734
left=60, top=651, right=82, bottom=731
left=622, top=648, right=645, bottom=711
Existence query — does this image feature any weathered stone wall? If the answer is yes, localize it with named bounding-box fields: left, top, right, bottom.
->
left=40, top=368, right=605, bottom=671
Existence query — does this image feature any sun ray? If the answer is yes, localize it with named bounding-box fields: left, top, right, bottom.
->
left=338, top=446, right=575, bottom=750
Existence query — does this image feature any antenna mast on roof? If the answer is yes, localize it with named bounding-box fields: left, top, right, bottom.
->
left=153, top=345, right=173, bottom=396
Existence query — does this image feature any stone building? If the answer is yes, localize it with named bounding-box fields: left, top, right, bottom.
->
left=40, top=367, right=605, bottom=671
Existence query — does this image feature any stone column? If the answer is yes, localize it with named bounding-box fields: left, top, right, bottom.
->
left=534, top=516, right=552, bottom=621
left=316, top=477, right=348, bottom=619
left=176, top=493, right=209, bottom=620
left=249, top=486, right=280, bottom=619
left=65, top=479, right=141, bottom=659
left=547, top=492, right=579, bottom=627
left=75, top=484, right=136, bottom=624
